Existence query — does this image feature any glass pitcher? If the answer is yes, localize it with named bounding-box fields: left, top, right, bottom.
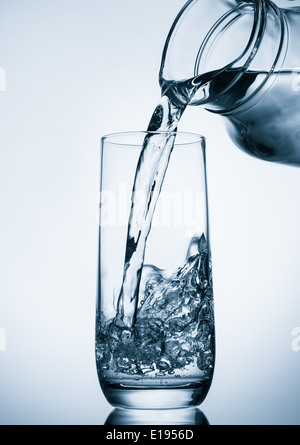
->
left=160, top=0, right=300, bottom=166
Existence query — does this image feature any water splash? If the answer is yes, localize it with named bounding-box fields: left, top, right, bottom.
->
left=96, top=235, right=214, bottom=379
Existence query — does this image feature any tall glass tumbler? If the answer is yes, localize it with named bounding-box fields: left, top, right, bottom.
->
left=95, top=131, right=215, bottom=410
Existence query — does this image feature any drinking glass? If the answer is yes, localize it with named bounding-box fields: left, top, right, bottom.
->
left=95, top=131, right=215, bottom=410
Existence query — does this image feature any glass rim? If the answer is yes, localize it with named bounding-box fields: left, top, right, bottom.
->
left=101, top=131, right=206, bottom=147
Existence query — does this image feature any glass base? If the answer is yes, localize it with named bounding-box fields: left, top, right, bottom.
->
left=101, top=380, right=210, bottom=410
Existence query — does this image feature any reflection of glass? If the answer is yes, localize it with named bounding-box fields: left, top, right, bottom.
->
left=105, top=408, right=209, bottom=425
left=95, top=131, right=215, bottom=410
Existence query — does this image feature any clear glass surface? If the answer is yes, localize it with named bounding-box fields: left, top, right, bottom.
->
left=95, top=131, right=215, bottom=410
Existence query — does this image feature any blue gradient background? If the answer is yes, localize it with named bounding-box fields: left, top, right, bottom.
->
left=0, top=0, right=300, bottom=425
